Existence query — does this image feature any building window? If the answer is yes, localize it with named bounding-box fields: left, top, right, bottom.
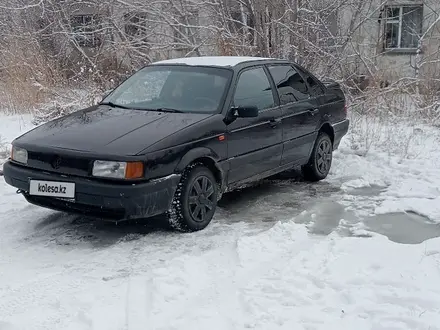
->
left=384, top=6, right=423, bottom=49
left=71, top=15, right=102, bottom=48
left=124, top=12, right=149, bottom=46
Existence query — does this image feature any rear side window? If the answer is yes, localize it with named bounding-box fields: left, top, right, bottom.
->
left=268, top=65, right=310, bottom=104
left=295, top=66, right=325, bottom=96
left=233, top=67, right=275, bottom=111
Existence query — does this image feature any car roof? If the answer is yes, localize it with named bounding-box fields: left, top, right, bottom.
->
left=151, top=56, right=283, bottom=68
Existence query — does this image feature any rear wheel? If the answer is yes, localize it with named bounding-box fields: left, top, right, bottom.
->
left=302, top=132, right=333, bottom=182
left=167, top=164, right=218, bottom=232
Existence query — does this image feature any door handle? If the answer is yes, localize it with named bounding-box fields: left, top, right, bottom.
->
left=269, top=118, right=281, bottom=128
left=309, top=108, right=320, bottom=115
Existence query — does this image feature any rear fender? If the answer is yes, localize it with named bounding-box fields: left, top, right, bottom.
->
left=318, top=122, right=335, bottom=145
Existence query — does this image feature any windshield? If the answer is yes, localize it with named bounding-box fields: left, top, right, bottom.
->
left=103, top=65, right=233, bottom=114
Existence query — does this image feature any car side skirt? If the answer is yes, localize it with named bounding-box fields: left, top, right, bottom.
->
left=225, top=156, right=308, bottom=192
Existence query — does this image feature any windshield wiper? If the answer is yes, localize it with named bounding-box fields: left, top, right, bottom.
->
left=99, top=101, right=132, bottom=109
left=100, top=103, right=183, bottom=113
left=151, top=108, right=184, bottom=113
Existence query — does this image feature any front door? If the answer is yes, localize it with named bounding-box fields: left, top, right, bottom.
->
left=226, top=66, right=283, bottom=184
left=266, top=64, right=321, bottom=166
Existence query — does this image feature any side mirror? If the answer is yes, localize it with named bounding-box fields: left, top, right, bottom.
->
left=233, top=106, right=259, bottom=118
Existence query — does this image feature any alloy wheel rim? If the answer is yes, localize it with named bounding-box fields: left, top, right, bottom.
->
left=317, top=139, right=332, bottom=174
left=188, top=175, right=215, bottom=222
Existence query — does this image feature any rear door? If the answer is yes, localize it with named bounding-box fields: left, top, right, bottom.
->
left=266, top=64, right=321, bottom=166
left=294, top=65, right=343, bottom=122
left=226, top=66, right=283, bottom=184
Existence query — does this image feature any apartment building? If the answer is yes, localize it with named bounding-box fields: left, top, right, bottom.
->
left=48, top=0, right=440, bottom=82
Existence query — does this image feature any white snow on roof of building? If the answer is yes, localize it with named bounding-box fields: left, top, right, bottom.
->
left=151, top=56, right=275, bottom=67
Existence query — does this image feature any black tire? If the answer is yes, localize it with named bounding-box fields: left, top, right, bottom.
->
left=167, top=164, right=219, bottom=232
left=302, top=132, right=333, bottom=182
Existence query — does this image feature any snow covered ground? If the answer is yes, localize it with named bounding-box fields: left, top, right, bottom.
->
left=1, top=113, right=440, bottom=330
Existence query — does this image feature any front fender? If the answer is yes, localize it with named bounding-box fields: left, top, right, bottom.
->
left=175, top=147, right=221, bottom=173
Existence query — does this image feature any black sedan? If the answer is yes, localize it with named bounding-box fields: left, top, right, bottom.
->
left=3, top=56, right=349, bottom=232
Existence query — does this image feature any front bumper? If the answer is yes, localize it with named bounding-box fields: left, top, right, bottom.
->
left=2, top=161, right=181, bottom=220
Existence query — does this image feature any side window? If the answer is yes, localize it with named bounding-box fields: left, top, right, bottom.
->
left=295, top=66, right=325, bottom=96
left=268, top=65, right=310, bottom=104
left=233, top=67, right=275, bottom=111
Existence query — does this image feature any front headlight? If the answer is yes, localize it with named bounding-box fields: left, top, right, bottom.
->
left=11, top=146, right=28, bottom=164
left=92, top=160, right=144, bottom=179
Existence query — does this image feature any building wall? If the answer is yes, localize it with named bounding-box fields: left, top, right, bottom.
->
left=340, top=0, right=440, bottom=81
left=108, top=0, right=215, bottom=64
left=44, top=0, right=440, bottom=83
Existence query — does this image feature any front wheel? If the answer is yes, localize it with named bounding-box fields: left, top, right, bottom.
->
left=167, top=164, right=219, bottom=232
left=302, top=132, right=333, bottom=182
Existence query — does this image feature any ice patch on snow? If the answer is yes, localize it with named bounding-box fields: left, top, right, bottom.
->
left=375, top=198, right=440, bottom=223
left=341, top=178, right=371, bottom=190
left=327, top=114, right=440, bottom=229
left=370, top=176, right=440, bottom=224
left=383, top=178, right=440, bottom=199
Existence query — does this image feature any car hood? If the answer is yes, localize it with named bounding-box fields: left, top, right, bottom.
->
left=15, top=105, right=212, bottom=155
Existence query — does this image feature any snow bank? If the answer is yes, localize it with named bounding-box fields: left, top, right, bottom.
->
left=234, top=222, right=440, bottom=329
left=328, top=114, right=440, bottom=224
